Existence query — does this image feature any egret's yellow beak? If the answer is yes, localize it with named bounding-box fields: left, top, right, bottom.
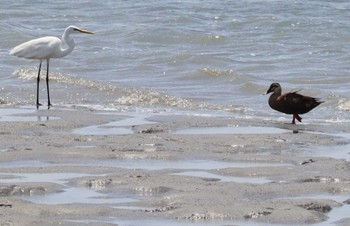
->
left=76, top=28, right=94, bottom=34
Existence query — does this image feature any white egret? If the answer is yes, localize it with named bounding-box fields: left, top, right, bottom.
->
left=10, top=25, right=94, bottom=108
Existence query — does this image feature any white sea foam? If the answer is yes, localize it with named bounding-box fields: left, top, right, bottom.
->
left=337, top=98, right=350, bottom=112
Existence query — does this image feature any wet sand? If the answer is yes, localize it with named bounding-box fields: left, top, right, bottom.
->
left=0, top=106, right=350, bottom=226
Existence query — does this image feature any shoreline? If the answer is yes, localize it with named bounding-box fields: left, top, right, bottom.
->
left=0, top=105, right=350, bottom=225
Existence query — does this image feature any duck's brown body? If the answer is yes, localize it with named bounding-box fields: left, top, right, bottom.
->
left=266, top=83, right=323, bottom=124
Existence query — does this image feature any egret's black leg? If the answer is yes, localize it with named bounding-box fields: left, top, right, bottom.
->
left=36, top=60, right=42, bottom=109
left=46, top=59, right=51, bottom=109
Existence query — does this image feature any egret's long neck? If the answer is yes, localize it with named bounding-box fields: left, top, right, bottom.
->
left=59, top=30, right=76, bottom=58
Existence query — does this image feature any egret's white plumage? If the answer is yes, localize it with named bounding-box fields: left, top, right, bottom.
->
left=11, top=36, right=64, bottom=59
left=10, top=25, right=93, bottom=108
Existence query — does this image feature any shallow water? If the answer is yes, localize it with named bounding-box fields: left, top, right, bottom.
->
left=0, top=107, right=58, bottom=121
left=174, top=126, right=289, bottom=135
left=296, top=132, right=350, bottom=161
left=0, top=160, right=52, bottom=168
left=171, top=171, right=271, bottom=184
left=79, top=159, right=288, bottom=171
left=0, top=161, right=275, bottom=207
left=72, top=113, right=156, bottom=135
left=285, top=194, right=350, bottom=226
left=68, top=218, right=288, bottom=226
left=68, top=193, right=350, bottom=225
left=72, top=125, right=133, bottom=136
left=0, top=159, right=287, bottom=171
left=1, top=1, right=350, bottom=122
left=0, top=172, right=138, bottom=205
left=302, top=143, right=350, bottom=161
left=1, top=149, right=348, bottom=224
left=0, top=173, right=91, bottom=184
left=24, top=187, right=138, bottom=205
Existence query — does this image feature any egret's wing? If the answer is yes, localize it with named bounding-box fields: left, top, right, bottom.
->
left=10, top=36, right=61, bottom=59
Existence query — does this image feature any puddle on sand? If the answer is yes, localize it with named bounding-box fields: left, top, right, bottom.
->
left=299, top=132, right=350, bottom=161
left=71, top=114, right=156, bottom=135
left=72, top=125, right=133, bottom=135
left=171, top=171, right=271, bottom=184
left=284, top=194, right=350, bottom=226
left=0, top=172, right=138, bottom=205
left=0, top=148, right=13, bottom=153
left=70, top=197, right=350, bottom=226
left=0, top=108, right=58, bottom=122
left=67, top=218, right=288, bottom=226
left=302, top=143, right=350, bottom=161
left=79, top=159, right=288, bottom=171
left=174, top=126, right=289, bottom=135
left=24, top=187, right=138, bottom=205
left=318, top=197, right=350, bottom=226
left=0, top=160, right=53, bottom=168
left=0, top=173, right=91, bottom=184
left=0, top=159, right=288, bottom=171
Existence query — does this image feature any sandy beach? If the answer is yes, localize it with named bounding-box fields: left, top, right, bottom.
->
left=0, top=106, right=350, bottom=226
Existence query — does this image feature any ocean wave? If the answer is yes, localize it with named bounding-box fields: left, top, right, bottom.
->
left=337, top=98, right=350, bottom=112
left=115, top=89, right=195, bottom=109
left=200, top=67, right=235, bottom=77
left=13, top=67, right=38, bottom=80
left=13, top=67, right=124, bottom=93
left=325, top=118, right=350, bottom=124
left=12, top=66, right=245, bottom=112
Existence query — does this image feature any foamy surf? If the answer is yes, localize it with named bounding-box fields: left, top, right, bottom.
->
left=11, top=66, right=247, bottom=113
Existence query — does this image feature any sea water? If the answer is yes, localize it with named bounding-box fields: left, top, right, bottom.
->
left=0, top=1, right=350, bottom=122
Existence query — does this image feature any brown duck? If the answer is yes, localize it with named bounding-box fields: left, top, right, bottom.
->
left=266, top=83, right=323, bottom=124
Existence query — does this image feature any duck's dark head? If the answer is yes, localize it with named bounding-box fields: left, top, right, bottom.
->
left=266, top=83, right=281, bottom=94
